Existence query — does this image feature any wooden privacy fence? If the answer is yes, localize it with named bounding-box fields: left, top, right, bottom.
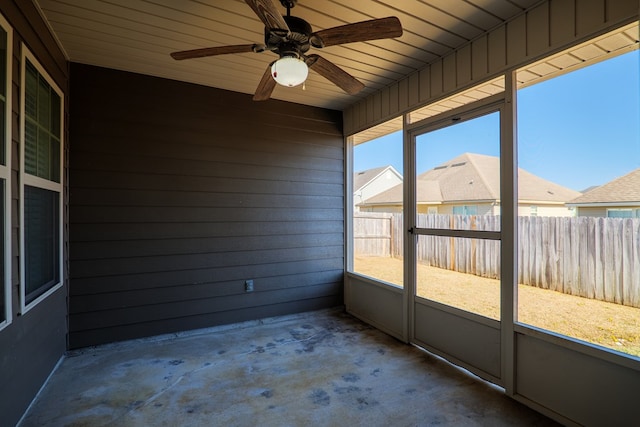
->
left=518, top=216, right=640, bottom=308
left=354, top=213, right=640, bottom=308
left=353, top=212, right=399, bottom=256
left=415, top=214, right=501, bottom=280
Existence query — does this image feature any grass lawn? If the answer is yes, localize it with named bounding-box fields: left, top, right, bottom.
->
left=355, top=256, right=640, bottom=357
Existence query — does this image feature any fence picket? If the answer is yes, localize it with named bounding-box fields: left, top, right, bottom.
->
left=631, top=222, right=640, bottom=307
left=354, top=212, right=640, bottom=308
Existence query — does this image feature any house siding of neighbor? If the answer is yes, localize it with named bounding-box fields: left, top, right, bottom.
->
left=568, top=168, right=640, bottom=217
left=420, top=203, right=497, bottom=216
left=353, top=165, right=402, bottom=211
left=516, top=203, right=576, bottom=217
left=359, top=153, right=581, bottom=216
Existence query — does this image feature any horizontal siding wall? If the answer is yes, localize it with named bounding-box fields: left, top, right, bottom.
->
left=0, top=2, right=69, bottom=426
left=69, top=63, right=344, bottom=348
left=343, top=0, right=639, bottom=135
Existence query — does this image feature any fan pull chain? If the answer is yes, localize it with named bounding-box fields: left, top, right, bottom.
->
left=302, top=82, right=306, bottom=90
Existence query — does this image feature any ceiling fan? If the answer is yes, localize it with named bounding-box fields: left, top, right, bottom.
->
left=170, top=0, right=403, bottom=101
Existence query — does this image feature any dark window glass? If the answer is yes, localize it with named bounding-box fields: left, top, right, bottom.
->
left=0, top=26, right=6, bottom=320
left=0, top=183, right=4, bottom=322
left=25, top=185, right=59, bottom=304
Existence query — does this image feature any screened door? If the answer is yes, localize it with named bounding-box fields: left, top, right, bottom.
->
left=408, top=104, right=505, bottom=383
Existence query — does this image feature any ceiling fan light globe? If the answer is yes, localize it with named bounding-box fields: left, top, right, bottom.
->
left=271, top=57, right=308, bottom=87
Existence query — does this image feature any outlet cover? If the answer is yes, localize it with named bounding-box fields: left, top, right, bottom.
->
left=245, top=280, right=254, bottom=292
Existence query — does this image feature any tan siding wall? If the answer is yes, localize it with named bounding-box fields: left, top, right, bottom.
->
left=417, top=203, right=495, bottom=215
left=576, top=207, right=607, bottom=217
left=343, top=0, right=639, bottom=136
left=362, top=205, right=403, bottom=214
left=517, top=204, right=576, bottom=217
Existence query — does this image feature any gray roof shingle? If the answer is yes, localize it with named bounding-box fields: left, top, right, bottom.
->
left=362, top=153, right=581, bottom=205
left=569, top=168, right=640, bottom=204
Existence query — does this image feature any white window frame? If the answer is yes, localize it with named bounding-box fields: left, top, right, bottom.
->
left=19, top=45, right=64, bottom=314
left=0, top=13, right=12, bottom=330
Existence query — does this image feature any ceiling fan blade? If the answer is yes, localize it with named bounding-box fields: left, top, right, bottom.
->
left=244, top=0, right=290, bottom=36
left=171, top=44, right=258, bottom=60
left=306, top=54, right=364, bottom=95
left=253, top=64, right=277, bottom=101
left=310, top=16, right=403, bottom=48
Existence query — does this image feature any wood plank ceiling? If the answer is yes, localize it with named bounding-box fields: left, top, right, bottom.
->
left=36, top=0, right=541, bottom=111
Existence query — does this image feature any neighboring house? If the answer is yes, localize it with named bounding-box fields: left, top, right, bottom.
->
left=567, top=168, right=640, bottom=217
left=353, top=165, right=403, bottom=212
left=359, top=153, right=581, bottom=216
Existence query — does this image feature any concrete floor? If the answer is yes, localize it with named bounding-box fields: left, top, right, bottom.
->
left=20, top=309, right=560, bottom=426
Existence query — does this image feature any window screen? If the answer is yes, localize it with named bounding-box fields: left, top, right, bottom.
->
left=24, top=185, right=59, bottom=304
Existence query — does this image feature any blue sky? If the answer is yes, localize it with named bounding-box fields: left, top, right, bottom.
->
left=354, top=50, right=640, bottom=192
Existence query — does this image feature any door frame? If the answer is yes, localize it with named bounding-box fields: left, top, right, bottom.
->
left=403, top=92, right=512, bottom=386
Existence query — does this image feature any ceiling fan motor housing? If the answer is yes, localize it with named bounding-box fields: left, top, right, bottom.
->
left=279, top=0, right=297, bottom=8
left=265, top=15, right=312, bottom=58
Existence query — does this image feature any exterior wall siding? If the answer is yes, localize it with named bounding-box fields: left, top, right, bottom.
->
left=517, top=204, right=577, bottom=217
left=362, top=203, right=574, bottom=217
left=576, top=206, right=637, bottom=217
left=343, top=0, right=639, bottom=135
left=361, top=205, right=403, bottom=214
left=0, top=2, right=69, bottom=426
left=357, top=169, right=402, bottom=203
left=432, top=203, right=495, bottom=216
left=68, top=63, right=344, bottom=349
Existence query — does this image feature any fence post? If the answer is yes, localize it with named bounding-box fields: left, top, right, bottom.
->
left=389, top=214, right=394, bottom=258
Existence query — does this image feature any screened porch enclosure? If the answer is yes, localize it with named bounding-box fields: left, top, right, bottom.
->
left=0, top=2, right=638, bottom=427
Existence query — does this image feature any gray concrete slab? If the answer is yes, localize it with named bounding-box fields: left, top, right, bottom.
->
left=19, top=309, right=559, bottom=426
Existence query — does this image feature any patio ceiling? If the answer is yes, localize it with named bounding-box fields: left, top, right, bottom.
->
left=35, top=0, right=541, bottom=111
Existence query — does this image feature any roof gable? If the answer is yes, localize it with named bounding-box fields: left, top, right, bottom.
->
left=354, top=166, right=401, bottom=193
left=569, top=168, right=640, bottom=204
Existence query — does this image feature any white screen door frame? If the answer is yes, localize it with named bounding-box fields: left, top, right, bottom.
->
left=403, top=94, right=513, bottom=385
